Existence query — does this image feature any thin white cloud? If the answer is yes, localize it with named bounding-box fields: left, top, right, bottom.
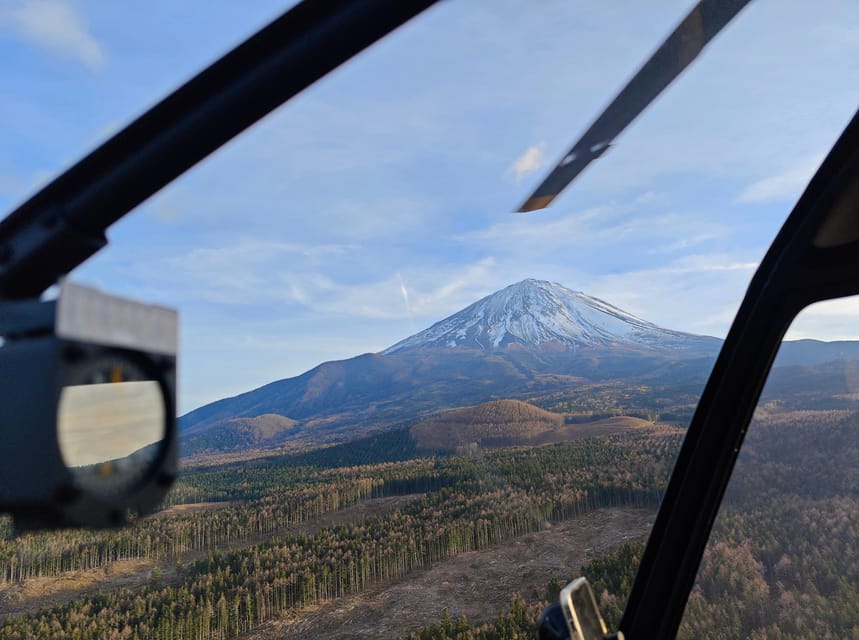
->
left=635, top=191, right=667, bottom=205
left=648, top=232, right=725, bottom=255
left=455, top=206, right=725, bottom=260
left=737, top=155, right=824, bottom=203
left=119, top=239, right=356, bottom=306
left=785, top=296, right=859, bottom=341
left=302, top=258, right=500, bottom=322
left=396, top=272, right=416, bottom=333
left=646, top=258, right=759, bottom=275
left=454, top=205, right=611, bottom=251
left=1, top=1, right=105, bottom=71
left=117, top=236, right=499, bottom=324
left=506, top=143, right=546, bottom=183
left=569, top=251, right=762, bottom=339
left=813, top=24, right=859, bottom=50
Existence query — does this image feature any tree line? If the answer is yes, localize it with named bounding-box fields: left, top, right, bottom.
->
left=1, top=429, right=678, bottom=639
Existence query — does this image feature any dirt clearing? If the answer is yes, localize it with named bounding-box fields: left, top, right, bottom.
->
left=157, top=500, right=241, bottom=516
left=0, top=559, right=171, bottom=617
left=242, top=506, right=655, bottom=639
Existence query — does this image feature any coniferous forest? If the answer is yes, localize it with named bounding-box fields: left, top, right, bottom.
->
left=0, top=429, right=676, bottom=639
left=3, top=396, right=859, bottom=639
left=400, top=409, right=859, bottom=639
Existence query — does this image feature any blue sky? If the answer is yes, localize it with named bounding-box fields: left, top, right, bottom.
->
left=0, top=0, right=858, bottom=413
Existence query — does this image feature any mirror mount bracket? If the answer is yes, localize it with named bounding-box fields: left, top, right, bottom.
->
left=0, top=297, right=55, bottom=341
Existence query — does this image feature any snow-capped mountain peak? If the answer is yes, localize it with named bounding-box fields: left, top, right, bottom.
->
left=383, top=279, right=708, bottom=354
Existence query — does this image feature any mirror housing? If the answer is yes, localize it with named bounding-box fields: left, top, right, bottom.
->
left=0, top=281, right=177, bottom=530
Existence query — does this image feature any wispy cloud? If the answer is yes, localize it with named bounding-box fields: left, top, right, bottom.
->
left=116, top=236, right=500, bottom=325
left=648, top=232, right=724, bottom=255
left=737, top=155, right=824, bottom=203
left=786, top=296, right=859, bottom=341
left=0, top=1, right=105, bottom=71
left=454, top=205, right=726, bottom=262
left=454, top=206, right=612, bottom=251
left=397, top=273, right=415, bottom=332
left=296, top=258, right=500, bottom=322
left=635, top=191, right=667, bottom=206
left=587, top=253, right=760, bottom=338
left=506, top=143, right=546, bottom=183
left=118, top=239, right=356, bottom=306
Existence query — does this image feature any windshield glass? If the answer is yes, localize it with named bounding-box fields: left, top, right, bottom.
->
left=679, top=297, right=859, bottom=638
left=1, top=1, right=858, bottom=638
left=0, top=0, right=294, bottom=207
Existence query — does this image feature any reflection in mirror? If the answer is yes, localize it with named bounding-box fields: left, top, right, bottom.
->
left=679, top=296, right=859, bottom=639
left=57, top=380, right=165, bottom=494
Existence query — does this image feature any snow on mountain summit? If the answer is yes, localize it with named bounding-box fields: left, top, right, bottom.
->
left=383, top=279, right=709, bottom=354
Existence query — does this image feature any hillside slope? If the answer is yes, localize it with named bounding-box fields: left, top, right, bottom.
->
left=411, top=399, right=563, bottom=451
left=181, top=414, right=297, bottom=455
left=410, top=399, right=655, bottom=452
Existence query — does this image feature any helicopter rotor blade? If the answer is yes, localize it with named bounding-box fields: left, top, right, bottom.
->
left=518, top=0, right=752, bottom=213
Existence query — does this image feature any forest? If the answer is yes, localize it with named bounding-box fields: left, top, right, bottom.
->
left=3, top=386, right=858, bottom=639
left=0, top=428, right=678, bottom=639
left=400, top=408, right=859, bottom=639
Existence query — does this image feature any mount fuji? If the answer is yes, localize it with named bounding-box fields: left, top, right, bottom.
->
left=180, top=279, right=726, bottom=455
left=384, top=279, right=711, bottom=353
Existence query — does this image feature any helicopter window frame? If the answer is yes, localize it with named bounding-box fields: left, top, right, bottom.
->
left=621, top=112, right=859, bottom=639
left=0, top=0, right=857, bottom=637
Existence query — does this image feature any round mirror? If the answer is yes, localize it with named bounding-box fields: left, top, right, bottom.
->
left=57, top=369, right=165, bottom=495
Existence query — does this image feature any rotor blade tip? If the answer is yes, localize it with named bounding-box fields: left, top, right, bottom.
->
left=517, top=194, right=556, bottom=213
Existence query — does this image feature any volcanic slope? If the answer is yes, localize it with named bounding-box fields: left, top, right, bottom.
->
left=384, top=279, right=711, bottom=353
left=180, top=279, right=722, bottom=454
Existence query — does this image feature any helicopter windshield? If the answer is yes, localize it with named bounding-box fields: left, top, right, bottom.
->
left=0, top=1, right=858, bottom=638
